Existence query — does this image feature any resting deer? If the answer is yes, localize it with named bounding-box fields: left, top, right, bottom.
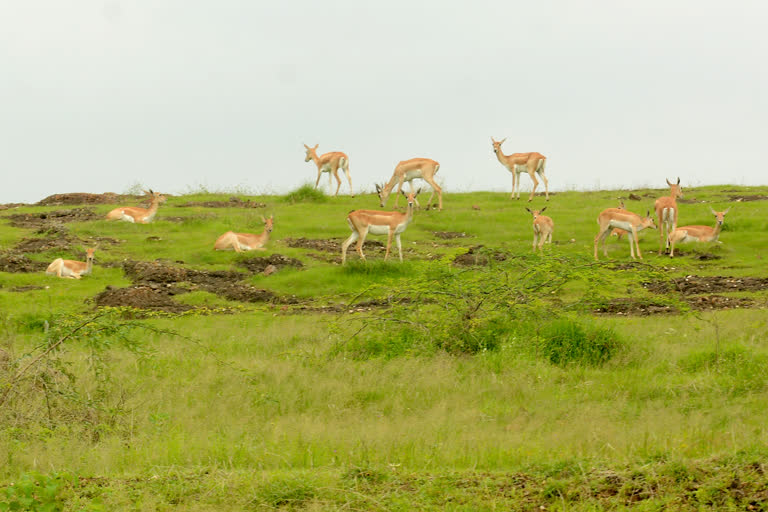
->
left=304, top=144, right=353, bottom=196
left=46, top=248, right=96, bottom=279
left=668, top=207, right=730, bottom=257
left=654, top=178, right=683, bottom=254
left=525, top=207, right=554, bottom=252
left=594, top=208, right=657, bottom=261
left=342, top=189, right=420, bottom=263
left=214, top=215, right=273, bottom=253
left=106, top=189, right=166, bottom=223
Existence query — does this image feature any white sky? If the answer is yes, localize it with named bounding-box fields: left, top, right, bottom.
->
left=1, top=1, right=766, bottom=203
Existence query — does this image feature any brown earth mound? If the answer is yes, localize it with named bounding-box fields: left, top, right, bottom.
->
left=434, top=231, right=470, bottom=239
left=284, top=237, right=385, bottom=253
left=646, top=275, right=768, bottom=295
left=453, top=246, right=508, bottom=266
left=94, top=285, right=192, bottom=313
left=688, top=295, right=753, bottom=310
left=0, top=253, right=47, bottom=273
left=122, top=260, right=245, bottom=286
left=208, top=283, right=278, bottom=303
left=36, top=193, right=142, bottom=206
left=177, top=197, right=266, bottom=208
left=236, top=253, right=304, bottom=273
left=5, top=208, right=100, bottom=228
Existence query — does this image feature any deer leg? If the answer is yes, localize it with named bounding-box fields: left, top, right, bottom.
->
left=342, top=158, right=353, bottom=196
left=341, top=230, right=359, bottom=265
left=532, top=229, right=538, bottom=251
left=395, top=233, right=403, bottom=262
left=424, top=176, right=443, bottom=211
left=315, top=168, right=323, bottom=189
left=394, top=178, right=405, bottom=208
left=356, top=229, right=368, bottom=261
left=539, top=171, right=549, bottom=201
left=332, top=169, right=342, bottom=196
left=385, top=229, right=394, bottom=261
left=528, top=170, right=539, bottom=202
left=594, top=229, right=608, bottom=261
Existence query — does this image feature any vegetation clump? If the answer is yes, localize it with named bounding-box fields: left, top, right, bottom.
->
left=282, top=183, right=327, bottom=204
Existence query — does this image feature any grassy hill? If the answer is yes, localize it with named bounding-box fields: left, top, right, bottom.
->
left=1, top=185, right=767, bottom=510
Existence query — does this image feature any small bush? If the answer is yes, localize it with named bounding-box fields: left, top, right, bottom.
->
left=538, top=319, right=622, bottom=367
left=254, top=475, right=317, bottom=508
left=283, top=184, right=327, bottom=204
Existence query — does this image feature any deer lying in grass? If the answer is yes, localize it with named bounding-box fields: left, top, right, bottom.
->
left=525, top=207, right=553, bottom=252
left=106, top=190, right=166, bottom=223
left=654, top=178, right=683, bottom=254
left=214, top=215, right=273, bottom=252
left=668, top=207, right=730, bottom=257
left=594, top=208, right=657, bottom=261
left=342, top=189, right=420, bottom=263
left=46, top=248, right=96, bottom=279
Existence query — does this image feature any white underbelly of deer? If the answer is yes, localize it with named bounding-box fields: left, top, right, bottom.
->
left=367, top=223, right=406, bottom=236
left=609, top=220, right=635, bottom=233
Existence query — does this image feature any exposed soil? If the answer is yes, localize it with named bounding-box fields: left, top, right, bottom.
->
left=8, top=285, right=45, bottom=292
left=687, top=294, right=753, bottom=310
left=36, top=192, right=142, bottom=206
left=729, top=194, right=768, bottom=202
left=0, top=253, right=47, bottom=273
left=453, top=246, right=508, bottom=266
left=594, top=299, right=679, bottom=316
left=433, top=231, right=470, bottom=239
left=94, top=284, right=193, bottom=313
left=235, top=253, right=304, bottom=274
left=177, top=197, right=266, bottom=208
left=645, top=275, right=768, bottom=295
left=4, top=208, right=100, bottom=229
left=284, top=237, right=385, bottom=253
left=627, top=193, right=642, bottom=201
left=668, top=248, right=722, bottom=260
left=207, top=283, right=279, bottom=303
left=0, top=203, right=27, bottom=211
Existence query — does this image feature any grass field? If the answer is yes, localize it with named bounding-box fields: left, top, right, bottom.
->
left=1, top=185, right=767, bottom=510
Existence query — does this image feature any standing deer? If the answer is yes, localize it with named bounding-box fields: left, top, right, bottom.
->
left=304, top=144, right=353, bottom=196
left=491, top=137, right=549, bottom=202
left=594, top=208, right=657, bottom=261
left=525, top=207, right=554, bottom=253
left=654, top=178, right=683, bottom=255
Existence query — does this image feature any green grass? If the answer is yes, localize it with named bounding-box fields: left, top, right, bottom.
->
left=1, top=186, right=768, bottom=509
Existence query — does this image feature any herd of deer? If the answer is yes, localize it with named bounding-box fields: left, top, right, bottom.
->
left=44, top=142, right=731, bottom=278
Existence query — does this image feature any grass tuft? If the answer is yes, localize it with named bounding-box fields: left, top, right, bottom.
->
left=282, top=183, right=327, bottom=204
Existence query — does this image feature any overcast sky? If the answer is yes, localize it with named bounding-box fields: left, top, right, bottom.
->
left=1, top=1, right=766, bottom=203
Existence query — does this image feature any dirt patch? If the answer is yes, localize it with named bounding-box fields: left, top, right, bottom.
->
left=207, top=283, right=279, bottom=303
left=627, top=193, right=642, bottom=201
left=593, top=298, right=679, bottom=316
left=94, top=284, right=192, bottom=313
left=235, top=254, right=304, bottom=273
left=5, top=208, right=100, bottom=229
left=433, top=231, right=470, bottom=239
left=8, top=285, right=45, bottom=292
left=677, top=198, right=707, bottom=204
left=646, top=275, right=768, bottom=295
left=36, top=193, right=142, bottom=206
left=688, top=295, right=753, bottom=310
left=177, top=197, right=266, bottom=208
left=668, top=248, right=722, bottom=260
left=729, top=195, right=768, bottom=202
left=122, top=260, right=245, bottom=286
left=13, top=235, right=79, bottom=253
left=0, top=203, right=27, bottom=211
left=453, top=246, right=508, bottom=266
left=284, top=237, right=385, bottom=253
left=0, top=253, right=47, bottom=273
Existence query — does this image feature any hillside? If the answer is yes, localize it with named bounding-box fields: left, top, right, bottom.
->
left=1, top=186, right=767, bottom=510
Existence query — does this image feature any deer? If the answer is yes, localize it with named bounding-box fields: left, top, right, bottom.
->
left=106, top=189, right=166, bottom=223
left=491, top=137, right=549, bottom=202
left=654, top=178, right=683, bottom=255
left=45, top=248, right=96, bottom=279
left=668, top=207, right=730, bottom=257
left=376, top=158, right=442, bottom=211
left=594, top=208, right=657, bottom=261
left=525, top=207, right=554, bottom=252
left=303, top=144, right=353, bottom=196
left=214, top=215, right=273, bottom=252
left=342, top=189, right=420, bottom=263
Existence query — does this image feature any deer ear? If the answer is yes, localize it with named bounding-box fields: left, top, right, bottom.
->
left=709, top=206, right=717, bottom=215
left=313, top=144, right=319, bottom=150
left=500, top=137, right=507, bottom=144
left=303, top=143, right=309, bottom=149
left=677, top=177, right=680, bottom=185
left=647, top=209, right=651, bottom=217
left=261, top=215, right=266, bottom=222
left=666, top=178, right=672, bottom=186
left=723, top=207, right=730, bottom=214
left=525, top=207, right=532, bottom=213
left=540, top=207, right=547, bottom=213
left=416, top=187, right=422, bottom=195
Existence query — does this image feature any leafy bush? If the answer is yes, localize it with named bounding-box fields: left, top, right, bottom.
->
left=0, top=472, right=71, bottom=512
left=538, top=318, right=622, bottom=367
left=283, top=184, right=327, bottom=204
left=254, top=475, right=317, bottom=508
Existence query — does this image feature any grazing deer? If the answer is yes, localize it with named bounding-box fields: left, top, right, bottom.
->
left=654, top=178, right=683, bottom=255
left=491, top=137, right=549, bottom=202
left=214, top=215, right=274, bottom=252
left=525, top=207, right=554, bottom=252
left=376, top=158, right=442, bottom=211
left=304, top=144, right=353, bottom=196
left=46, top=248, right=96, bottom=279
left=106, top=190, right=166, bottom=223
left=342, top=189, right=420, bottom=263
left=668, top=207, right=730, bottom=257
left=594, top=208, right=657, bottom=261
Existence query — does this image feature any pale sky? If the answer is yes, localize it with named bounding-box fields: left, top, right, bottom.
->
left=1, top=1, right=766, bottom=203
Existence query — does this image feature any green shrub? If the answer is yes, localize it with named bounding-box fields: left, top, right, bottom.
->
left=0, top=472, right=71, bottom=512
left=538, top=318, right=622, bottom=367
left=283, top=184, right=327, bottom=204
left=254, top=475, right=317, bottom=508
